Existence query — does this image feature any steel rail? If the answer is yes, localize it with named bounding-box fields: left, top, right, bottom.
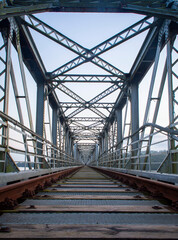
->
left=0, top=166, right=178, bottom=238
left=92, top=166, right=178, bottom=205
left=0, top=166, right=81, bottom=209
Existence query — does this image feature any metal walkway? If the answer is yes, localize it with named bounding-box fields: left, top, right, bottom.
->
left=0, top=166, right=178, bottom=239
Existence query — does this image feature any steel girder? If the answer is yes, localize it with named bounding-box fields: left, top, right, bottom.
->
left=20, top=15, right=125, bottom=77
left=0, top=1, right=177, bottom=165
left=70, top=126, right=103, bottom=131
left=60, top=102, right=114, bottom=109
left=74, top=134, right=98, bottom=140
left=69, top=117, right=103, bottom=122
left=49, top=75, right=124, bottom=83
left=0, top=1, right=178, bottom=21
left=101, top=21, right=163, bottom=134
left=20, top=14, right=155, bottom=77
left=56, top=83, right=121, bottom=119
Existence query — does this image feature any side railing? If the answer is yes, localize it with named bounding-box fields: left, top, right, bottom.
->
left=94, top=123, right=178, bottom=174
left=0, top=111, right=80, bottom=172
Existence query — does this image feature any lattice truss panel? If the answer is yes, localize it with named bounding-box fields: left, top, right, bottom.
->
left=0, top=0, right=177, bottom=165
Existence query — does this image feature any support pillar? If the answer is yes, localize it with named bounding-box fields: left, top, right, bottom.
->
left=74, top=143, right=77, bottom=160
left=98, top=138, right=101, bottom=155
left=102, top=137, right=104, bottom=154
left=131, top=82, right=139, bottom=160
left=167, top=39, right=177, bottom=174
left=2, top=35, right=11, bottom=147
left=116, top=108, right=122, bottom=168
left=95, top=143, right=98, bottom=166
left=105, top=130, right=108, bottom=152
left=116, top=108, right=122, bottom=149
left=52, top=107, right=57, bottom=167
left=68, top=135, right=71, bottom=156
left=65, top=128, right=69, bottom=163
left=36, top=83, right=45, bottom=169
left=52, top=108, right=57, bottom=146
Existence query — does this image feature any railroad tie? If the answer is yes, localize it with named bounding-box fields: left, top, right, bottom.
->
left=0, top=166, right=178, bottom=239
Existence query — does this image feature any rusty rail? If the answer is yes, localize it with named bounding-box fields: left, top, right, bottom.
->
left=0, top=166, right=81, bottom=209
left=92, top=167, right=178, bottom=207
left=0, top=166, right=178, bottom=238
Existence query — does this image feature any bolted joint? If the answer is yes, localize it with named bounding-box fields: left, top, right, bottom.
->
left=22, top=189, right=35, bottom=198
left=0, top=197, right=17, bottom=210
left=35, top=184, right=44, bottom=193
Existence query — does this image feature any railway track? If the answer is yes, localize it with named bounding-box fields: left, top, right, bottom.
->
left=0, top=166, right=178, bottom=239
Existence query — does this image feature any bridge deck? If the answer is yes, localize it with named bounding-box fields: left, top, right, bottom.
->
left=0, top=166, right=178, bottom=239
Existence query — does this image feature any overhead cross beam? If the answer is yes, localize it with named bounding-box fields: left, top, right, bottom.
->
left=16, top=12, right=158, bottom=128
left=21, top=14, right=125, bottom=77
left=52, top=83, right=111, bottom=118
left=70, top=126, right=103, bottom=132
left=69, top=117, right=103, bottom=122
left=122, top=3, right=178, bottom=22
left=50, top=75, right=124, bottom=83
left=50, top=78, right=121, bottom=119
left=21, top=14, right=156, bottom=78
left=66, top=84, right=121, bottom=118
left=74, top=134, right=99, bottom=140
left=60, top=102, right=114, bottom=108
left=0, top=0, right=177, bottom=21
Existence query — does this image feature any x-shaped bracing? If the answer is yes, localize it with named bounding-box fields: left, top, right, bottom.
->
left=22, top=14, right=154, bottom=77
left=19, top=14, right=158, bottom=143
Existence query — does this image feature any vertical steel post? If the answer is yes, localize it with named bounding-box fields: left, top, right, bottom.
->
left=52, top=107, right=57, bottom=168
left=74, top=143, right=77, bottom=160
left=65, top=128, right=69, bottom=164
left=122, top=95, right=129, bottom=138
left=2, top=35, right=11, bottom=148
left=105, top=129, right=108, bottom=166
left=3, top=37, right=11, bottom=118
left=167, top=39, right=177, bottom=173
left=1, top=34, right=11, bottom=172
left=62, top=123, right=65, bottom=152
left=167, top=40, right=174, bottom=128
left=52, top=108, right=57, bottom=146
left=68, top=135, right=71, bottom=155
left=76, top=146, right=78, bottom=162
left=116, top=108, right=122, bottom=148
left=116, top=108, right=122, bottom=168
left=131, top=82, right=139, bottom=168
left=102, top=137, right=104, bottom=154
left=105, top=130, right=108, bottom=152
left=45, top=89, right=52, bottom=143
left=36, top=82, right=45, bottom=168
left=95, top=143, right=98, bottom=166
left=59, top=120, right=62, bottom=149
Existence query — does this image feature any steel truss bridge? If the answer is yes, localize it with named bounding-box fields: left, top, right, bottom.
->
left=0, top=1, right=178, bottom=238
left=0, top=0, right=177, bottom=175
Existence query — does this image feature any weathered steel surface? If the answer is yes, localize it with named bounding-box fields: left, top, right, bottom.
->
left=0, top=0, right=177, bottom=21
left=0, top=166, right=81, bottom=208
left=11, top=205, right=173, bottom=213
left=1, top=224, right=178, bottom=239
left=92, top=167, right=178, bottom=204
left=33, top=194, right=149, bottom=200
left=0, top=166, right=178, bottom=239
